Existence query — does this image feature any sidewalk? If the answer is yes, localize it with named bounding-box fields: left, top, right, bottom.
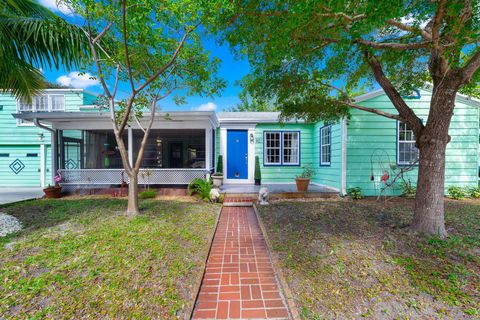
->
left=192, top=206, right=290, bottom=319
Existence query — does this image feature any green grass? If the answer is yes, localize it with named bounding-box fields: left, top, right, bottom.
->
left=258, top=198, right=480, bottom=319
left=0, top=197, right=219, bottom=319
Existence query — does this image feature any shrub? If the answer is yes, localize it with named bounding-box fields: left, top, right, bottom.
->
left=139, top=190, right=156, bottom=199
left=447, top=186, right=466, bottom=200
left=215, top=155, right=223, bottom=175
left=347, top=187, right=363, bottom=200
left=188, top=178, right=212, bottom=201
left=254, top=156, right=261, bottom=182
left=467, top=186, right=480, bottom=198
left=347, top=187, right=363, bottom=199
left=297, top=164, right=315, bottom=179
left=399, top=180, right=416, bottom=198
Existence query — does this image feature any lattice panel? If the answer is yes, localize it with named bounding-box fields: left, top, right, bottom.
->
left=58, top=169, right=207, bottom=185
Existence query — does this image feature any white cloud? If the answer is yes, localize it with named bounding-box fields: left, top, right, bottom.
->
left=196, top=102, right=218, bottom=111
left=56, top=72, right=99, bottom=89
left=38, top=0, right=74, bottom=15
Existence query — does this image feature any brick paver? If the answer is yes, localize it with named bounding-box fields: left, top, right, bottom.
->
left=192, top=206, right=289, bottom=319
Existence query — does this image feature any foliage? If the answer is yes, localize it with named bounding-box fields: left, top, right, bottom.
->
left=448, top=186, right=467, bottom=200
left=228, top=90, right=277, bottom=112
left=347, top=187, right=363, bottom=200
left=0, top=198, right=218, bottom=318
left=468, top=187, right=480, bottom=198
left=257, top=199, right=480, bottom=318
left=254, top=156, right=261, bottom=181
left=188, top=178, right=212, bottom=201
left=0, top=0, right=91, bottom=101
left=296, top=164, right=315, bottom=179
left=138, top=190, right=156, bottom=199
left=215, top=155, right=223, bottom=175
left=399, top=180, right=417, bottom=198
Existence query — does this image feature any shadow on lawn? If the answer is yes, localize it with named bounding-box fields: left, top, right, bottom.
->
left=258, top=198, right=479, bottom=319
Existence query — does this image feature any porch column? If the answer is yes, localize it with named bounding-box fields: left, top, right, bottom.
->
left=51, top=130, right=58, bottom=176
left=128, top=127, right=133, bottom=164
left=205, top=128, right=211, bottom=178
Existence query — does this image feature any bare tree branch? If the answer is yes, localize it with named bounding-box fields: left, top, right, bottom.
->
left=386, top=19, right=431, bottom=40
left=92, top=22, right=113, bottom=44
left=364, top=50, right=424, bottom=133
left=121, top=0, right=136, bottom=92
left=134, top=94, right=158, bottom=172
left=460, top=48, right=480, bottom=83
left=356, top=39, right=430, bottom=50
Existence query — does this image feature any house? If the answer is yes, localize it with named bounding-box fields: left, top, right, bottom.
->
left=0, top=89, right=98, bottom=187
left=8, top=88, right=480, bottom=195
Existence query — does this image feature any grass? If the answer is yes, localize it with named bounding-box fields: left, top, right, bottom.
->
left=0, top=197, right=219, bottom=319
left=257, top=198, right=479, bottom=319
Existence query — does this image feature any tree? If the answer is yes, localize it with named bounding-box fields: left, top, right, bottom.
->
left=217, top=0, right=480, bottom=237
left=228, top=90, right=277, bottom=111
left=67, top=0, right=224, bottom=215
left=0, top=0, right=90, bottom=101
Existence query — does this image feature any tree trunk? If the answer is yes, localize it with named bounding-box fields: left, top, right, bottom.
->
left=127, top=172, right=139, bottom=216
left=412, top=138, right=448, bottom=237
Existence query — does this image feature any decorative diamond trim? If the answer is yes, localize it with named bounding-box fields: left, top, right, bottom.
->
left=9, top=159, right=25, bottom=174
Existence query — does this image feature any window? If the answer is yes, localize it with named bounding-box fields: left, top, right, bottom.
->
left=320, top=126, right=331, bottom=165
left=397, top=122, right=419, bottom=164
left=18, top=94, right=65, bottom=112
left=264, top=131, right=300, bottom=165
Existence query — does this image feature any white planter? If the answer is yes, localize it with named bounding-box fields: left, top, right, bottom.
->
left=212, top=175, right=223, bottom=187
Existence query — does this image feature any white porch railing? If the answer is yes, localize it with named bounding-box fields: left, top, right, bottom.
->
left=58, top=168, right=207, bottom=185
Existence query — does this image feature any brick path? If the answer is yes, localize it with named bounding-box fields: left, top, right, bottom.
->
left=192, top=206, right=290, bottom=319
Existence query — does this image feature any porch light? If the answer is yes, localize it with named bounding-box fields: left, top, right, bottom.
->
left=249, top=133, right=254, bottom=144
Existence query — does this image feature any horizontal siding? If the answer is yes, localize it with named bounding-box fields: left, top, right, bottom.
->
left=346, top=90, right=479, bottom=196
left=0, top=145, right=42, bottom=187
left=255, top=123, right=314, bottom=183
left=311, top=121, right=342, bottom=190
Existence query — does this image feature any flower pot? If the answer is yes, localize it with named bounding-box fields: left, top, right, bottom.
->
left=295, top=178, right=310, bottom=192
left=212, top=175, right=223, bottom=187
left=43, top=186, right=62, bottom=199
left=254, top=179, right=261, bottom=186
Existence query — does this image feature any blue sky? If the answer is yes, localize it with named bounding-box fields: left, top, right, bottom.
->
left=38, top=0, right=250, bottom=112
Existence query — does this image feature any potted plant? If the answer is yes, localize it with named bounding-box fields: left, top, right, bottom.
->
left=295, top=165, right=315, bottom=192
left=212, top=155, right=224, bottom=187
left=254, top=156, right=261, bottom=185
left=43, top=173, right=62, bottom=198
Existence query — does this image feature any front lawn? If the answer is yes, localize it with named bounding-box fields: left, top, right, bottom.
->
left=258, top=198, right=479, bottom=319
left=0, top=197, right=219, bottom=319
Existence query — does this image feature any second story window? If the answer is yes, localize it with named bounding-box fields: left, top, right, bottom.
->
left=18, top=94, right=65, bottom=112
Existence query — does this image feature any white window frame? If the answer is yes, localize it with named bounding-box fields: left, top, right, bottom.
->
left=320, top=125, right=331, bottom=166
left=397, top=121, right=419, bottom=165
left=17, top=94, right=65, bottom=126
left=263, top=131, right=300, bottom=166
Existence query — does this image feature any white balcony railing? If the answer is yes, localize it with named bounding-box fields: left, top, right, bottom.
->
left=58, top=168, right=207, bottom=185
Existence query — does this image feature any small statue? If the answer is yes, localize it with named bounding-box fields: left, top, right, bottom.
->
left=258, top=187, right=269, bottom=205
left=209, top=188, right=220, bottom=203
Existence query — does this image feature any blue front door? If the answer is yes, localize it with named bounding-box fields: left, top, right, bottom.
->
left=227, top=130, right=248, bottom=179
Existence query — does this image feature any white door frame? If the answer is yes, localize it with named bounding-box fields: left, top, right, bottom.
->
left=221, top=126, right=255, bottom=184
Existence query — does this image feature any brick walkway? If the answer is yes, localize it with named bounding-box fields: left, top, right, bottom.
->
left=192, top=206, right=290, bottom=319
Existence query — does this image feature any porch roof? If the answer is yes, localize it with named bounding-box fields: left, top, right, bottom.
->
left=13, top=111, right=219, bottom=130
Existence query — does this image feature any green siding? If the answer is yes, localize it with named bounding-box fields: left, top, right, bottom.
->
left=346, top=90, right=479, bottom=196
left=215, top=129, right=220, bottom=171
left=312, top=121, right=343, bottom=191
left=255, top=123, right=314, bottom=183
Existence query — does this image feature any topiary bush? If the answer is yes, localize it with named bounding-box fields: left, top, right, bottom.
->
left=139, top=190, right=156, bottom=199
left=188, top=178, right=212, bottom=201
left=254, top=156, right=261, bottom=184
left=447, top=186, right=466, bottom=200
left=214, top=155, right=223, bottom=175
left=347, top=187, right=363, bottom=200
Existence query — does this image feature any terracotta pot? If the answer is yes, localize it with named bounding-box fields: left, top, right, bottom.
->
left=43, top=186, right=62, bottom=199
left=295, top=178, right=310, bottom=192
left=212, top=175, right=223, bottom=187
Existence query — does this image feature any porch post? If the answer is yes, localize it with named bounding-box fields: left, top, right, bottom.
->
left=205, top=128, right=211, bottom=178
left=51, top=130, right=58, bottom=176
left=128, top=127, right=133, bottom=164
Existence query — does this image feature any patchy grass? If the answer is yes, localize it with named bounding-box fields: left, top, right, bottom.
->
left=258, top=198, right=480, bottom=319
left=0, top=197, right=219, bottom=319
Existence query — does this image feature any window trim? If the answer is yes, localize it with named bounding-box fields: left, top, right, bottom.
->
left=396, top=121, right=419, bottom=166
left=319, top=125, right=331, bottom=166
left=263, top=130, right=301, bottom=166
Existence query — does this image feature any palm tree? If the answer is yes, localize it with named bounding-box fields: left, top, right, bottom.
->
left=0, top=0, right=90, bottom=102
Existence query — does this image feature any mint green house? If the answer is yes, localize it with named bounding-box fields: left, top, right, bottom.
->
left=0, top=89, right=98, bottom=187
left=9, top=87, right=480, bottom=195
